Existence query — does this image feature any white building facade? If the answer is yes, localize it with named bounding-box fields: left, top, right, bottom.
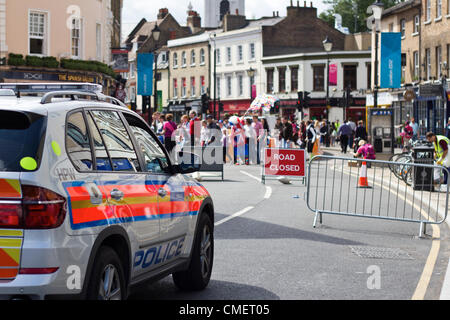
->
left=209, top=17, right=282, bottom=116
left=262, top=51, right=372, bottom=121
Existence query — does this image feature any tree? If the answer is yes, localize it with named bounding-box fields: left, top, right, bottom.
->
left=319, top=0, right=400, bottom=34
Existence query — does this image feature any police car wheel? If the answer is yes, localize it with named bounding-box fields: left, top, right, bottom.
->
left=87, top=246, right=126, bottom=300
left=173, top=214, right=214, bottom=291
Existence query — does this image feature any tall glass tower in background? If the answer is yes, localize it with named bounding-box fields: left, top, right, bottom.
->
left=204, top=0, right=245, bottom=28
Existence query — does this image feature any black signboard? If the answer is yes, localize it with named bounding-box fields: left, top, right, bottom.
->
left=419, top=84, right=443, bottom=97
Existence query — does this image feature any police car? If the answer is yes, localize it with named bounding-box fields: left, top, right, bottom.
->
left=0, top=84, right=214, bottom=300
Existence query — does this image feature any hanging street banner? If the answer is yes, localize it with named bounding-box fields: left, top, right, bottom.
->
left=137, top=53, right=154, bottom=96
left=329, top=64, right=337, bottom=86
left=380, top=32, right=401, bottom=89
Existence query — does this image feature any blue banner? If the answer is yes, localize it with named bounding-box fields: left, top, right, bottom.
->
left=380, top=33, right=401, bottom=89
left=137, top=53, right=154, bottom=96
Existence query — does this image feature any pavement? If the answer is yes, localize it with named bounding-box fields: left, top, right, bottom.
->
left=129, top=155, right=450, bottom=300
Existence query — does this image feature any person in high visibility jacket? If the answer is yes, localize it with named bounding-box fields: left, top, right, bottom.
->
left=426, top=132, right=450, bottom=190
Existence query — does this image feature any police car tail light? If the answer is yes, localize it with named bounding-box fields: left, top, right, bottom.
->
left=22, top=186, right=66, bottom=229
left=0, top=204, right=22, bottom=228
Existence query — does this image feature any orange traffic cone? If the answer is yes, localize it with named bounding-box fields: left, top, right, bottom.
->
left=358, top=158, right=371, bottom=189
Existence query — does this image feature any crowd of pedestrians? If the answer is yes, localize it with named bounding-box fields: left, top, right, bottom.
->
left=148, top=111, right=375, bottom=164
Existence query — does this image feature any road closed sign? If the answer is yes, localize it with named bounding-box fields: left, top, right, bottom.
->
left=264, top=148, right=306, bottom=178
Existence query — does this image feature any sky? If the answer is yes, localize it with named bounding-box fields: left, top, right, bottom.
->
left=122, top=0, right=330, bottom=41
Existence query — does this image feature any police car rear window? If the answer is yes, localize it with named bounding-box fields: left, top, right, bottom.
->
left=0, top=110, right=46, bottom=172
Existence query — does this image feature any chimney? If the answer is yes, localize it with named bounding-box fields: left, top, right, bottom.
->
left=287, top=1, right=317, bottom=18
left=157, top=8, right=169, bottom=20
left=223, top=12, right=247, bottom=32
left=187, top=10, right=201, bottom=33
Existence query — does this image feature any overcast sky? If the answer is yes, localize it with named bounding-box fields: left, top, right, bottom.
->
left=122, top=0, right=330, bottom=40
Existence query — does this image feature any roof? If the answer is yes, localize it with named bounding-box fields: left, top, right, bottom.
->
left=247, top=16, right=285, bottom=28
left=382, top=0, right=421, bottom=17
left=130, top=19, right=164, bottom=44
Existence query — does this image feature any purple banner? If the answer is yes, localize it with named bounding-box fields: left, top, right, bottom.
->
left=329, top=64, right=337, bottom=86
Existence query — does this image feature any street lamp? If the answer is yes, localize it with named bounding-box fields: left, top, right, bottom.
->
left=323, top=36, right=333, bottom=120
left=151, top=23, right=161, bottom=124
left=368, top=0, right=384, bottom=111
left=247, top=67, right=255, bottom=102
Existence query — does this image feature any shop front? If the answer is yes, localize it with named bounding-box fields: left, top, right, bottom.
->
left=0, top=66, right=115, bottom=95
left=214, top=99, right=252, bottom=118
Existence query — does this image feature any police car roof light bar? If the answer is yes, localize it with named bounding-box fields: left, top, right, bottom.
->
left=0, top=83, right=103, bottom=95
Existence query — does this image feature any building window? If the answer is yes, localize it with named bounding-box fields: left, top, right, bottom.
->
left=182, top=51, right=187, bottom=67
left=238, top=75, right=243, bottom=96
left=181, top=78, right=187, bottom=97
left=173, top=53, right=178, bottom=68
left=414, top=15, right=420, bottom=33
left=266, top=69, right=274, bottom=93
left=400, top=19, right=406, bottom=38
left=227, top=76, right=232, bottom=96
left=426, top=0, right=431, bottom=21
left=190, top=77, right=196, bottom=97
left=291, top=66, right=298, bottom=92
left=388, top=23, right=394, bottom=32
left=437, top=46, right=442, bottom=77
left=200, top=76, right=206, bottom=94
left=367, top=63, right=372, bottom=89
left=190, top=50, right=196, bottom=66
left=29, top=12, right=46, bottom=55
left=237, top=45, right=243, bottom=62
left=173, top=79, right=178, bottom=98
left=216, top=77, right=221, bottom=98
left=96, top=24, right=102, bottom=61
left=437, top=0, right=442, bottom=18
left=250, top=43, right=255, bottom=60
left=413, top=51, right=419, bottom=80
left=313, top=66, right=325, bottom=92
left=129, top=62, right=135, bottom=79
left=71, top=18, right=82, bottom=58
left=216, top=48, right=221, bottom=64
left=426, top=48, right=431, bottom=80
left=278, top=67, right=286, bottom=93
left=343, top=65, right=357, bottom=91
left=200, top=48, right=205, bottom=64
left=226, top=47, right=231, bottom=64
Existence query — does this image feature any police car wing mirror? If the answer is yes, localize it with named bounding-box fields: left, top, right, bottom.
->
left=174, top=152, right=201, bottom=174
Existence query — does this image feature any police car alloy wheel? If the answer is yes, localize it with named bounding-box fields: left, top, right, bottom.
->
left=87, top=246, right=126, bottom=300
left=173, top=214, right=214, bottom=291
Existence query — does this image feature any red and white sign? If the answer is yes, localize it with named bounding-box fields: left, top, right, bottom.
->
left=264, top=148, right=306, bottom=177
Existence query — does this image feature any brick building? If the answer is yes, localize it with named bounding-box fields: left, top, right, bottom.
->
left=376, top=0, right=450, bottom=137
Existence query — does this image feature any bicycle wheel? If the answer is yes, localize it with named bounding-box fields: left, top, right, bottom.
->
left=389, top=152, right=408, bottom=175
left=403, top=165, right=413, bottom=186
left=393, top=155, right=413, bottom=180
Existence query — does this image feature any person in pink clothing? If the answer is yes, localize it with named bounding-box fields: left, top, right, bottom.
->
left=355, top=140, right=376, bottom=160
left=252, top=116, right=264, bottom=164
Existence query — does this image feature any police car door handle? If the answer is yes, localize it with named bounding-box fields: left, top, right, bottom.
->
left=110, top=189, right=124, bottom=201
left=158, top=188, right=168, bottom=198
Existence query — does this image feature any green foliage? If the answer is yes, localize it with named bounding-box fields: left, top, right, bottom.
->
left=8, top=53, right=26, bottom=66
left=7, top=52, right=115, bottom=78
left=60, top=59, right=116, bottom=77
left=319, top=0, right=399, bottom=33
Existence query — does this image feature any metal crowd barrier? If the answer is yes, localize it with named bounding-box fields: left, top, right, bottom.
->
left=306, top=155, right=449, bottom=237
left=177, top=146, right=224, bottom=181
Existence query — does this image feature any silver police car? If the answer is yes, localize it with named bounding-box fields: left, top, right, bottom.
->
left=0, top=84, right=214, bottom=300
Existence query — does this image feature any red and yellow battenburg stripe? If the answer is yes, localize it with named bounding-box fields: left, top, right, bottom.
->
left=0, top=230, right=23, bottom=280
left=64, top=181, right=210, bottom=230
left=0, top=179, right=22, bottom=199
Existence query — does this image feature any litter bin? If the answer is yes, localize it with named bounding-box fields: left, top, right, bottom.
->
left=412, top=146, right=435, bottom=191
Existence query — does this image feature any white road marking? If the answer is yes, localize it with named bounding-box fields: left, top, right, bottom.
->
left=240, top=170, right=261, bottom=182
left=440, top=259, right=450, bottom=300
left=264, top=186, right=272, bottom=199
left=214, top=206, right=255, bottom=227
